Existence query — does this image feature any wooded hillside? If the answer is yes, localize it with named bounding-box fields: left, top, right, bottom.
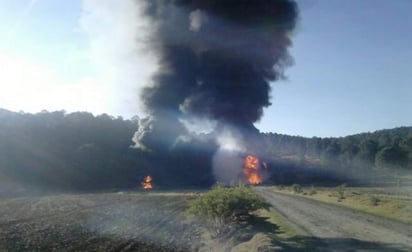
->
left=0, top=109, right=411, bottom=192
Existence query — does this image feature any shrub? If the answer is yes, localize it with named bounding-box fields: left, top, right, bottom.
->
left=291, top=184, right=302, bottom=194
left=186, top=184, right=270, bottom=237
left=336, top=183, right=346, bottom=202
left=369, top=195, right=380, bottom=206
left=309, top=185, right=317, bottom=196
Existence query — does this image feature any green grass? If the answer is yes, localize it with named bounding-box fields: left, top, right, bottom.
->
left=256, top=209, right=300, bottom=239
left=235, top=209, right=307, bottom=251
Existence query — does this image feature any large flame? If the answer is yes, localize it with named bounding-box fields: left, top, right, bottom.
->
left=142, top=175, right=153, bottom=190
left=243, top=155, right=263, bottom=185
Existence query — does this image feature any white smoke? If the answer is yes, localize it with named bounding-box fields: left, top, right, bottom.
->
left=79, top=0, right=157, bottom=117
left=189, top=9, right=207, bottom=32
left=212, top=127, right=246, bottom=185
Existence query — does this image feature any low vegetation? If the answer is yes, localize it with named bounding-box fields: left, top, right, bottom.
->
left=187, top=184, right=270, bottom=237
left=308, top=185, right=317, bottom=195
left=369, top=195, right=381, bottom=206
left=291, top=184, right=303, bottom=194
left=273, top=186, right=412, bottom=224
left=336, top=184, right=346, bottom=202
left=186, top=186, right=314, bottom=251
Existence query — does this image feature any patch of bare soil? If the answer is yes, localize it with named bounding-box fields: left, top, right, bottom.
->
left=0, top=192, right=201, bottom=251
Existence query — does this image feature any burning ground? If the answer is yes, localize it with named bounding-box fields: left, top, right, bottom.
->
left=0, top=192, right=201, bottom=251
left=0, top=190, right=288, bottom=252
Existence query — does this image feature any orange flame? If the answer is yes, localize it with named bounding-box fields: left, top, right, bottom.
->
left=243, top=155, right=263, bottom=185
left=142, top=175, right=153, bottom=190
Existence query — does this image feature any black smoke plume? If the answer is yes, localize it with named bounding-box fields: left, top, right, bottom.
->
left=135, top=0, right=298, bottom=152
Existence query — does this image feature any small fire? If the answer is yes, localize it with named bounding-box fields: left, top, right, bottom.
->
left=142, top=175, right=153, bottom=190
left=243, top=155, right=263, bottom=185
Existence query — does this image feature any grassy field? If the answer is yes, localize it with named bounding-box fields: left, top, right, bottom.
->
left=272, top=185, right=412, bottom=224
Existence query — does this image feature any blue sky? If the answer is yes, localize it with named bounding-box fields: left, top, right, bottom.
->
left=257, top=0, right=412, bottom=137
left=0, top=0, right=411, bottom=137
left=0, top=0, right=153, bottom=117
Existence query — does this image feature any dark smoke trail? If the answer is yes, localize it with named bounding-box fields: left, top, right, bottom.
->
left=135, top=0, right=298, bottom=151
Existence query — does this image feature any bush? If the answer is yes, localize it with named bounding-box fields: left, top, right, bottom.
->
left=369, top=195, right=380, bottom=206
left=309, top=185, right=317, bottom=196
left=336, top=183, right=346, bottom=202
left=291, top=184, right=302, bottom=194
left=186, top=184, right=270, bottom=237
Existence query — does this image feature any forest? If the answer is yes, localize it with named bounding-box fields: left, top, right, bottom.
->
left=0, top=108, right=411, bottom=193
left=260, top=128, right=412, bottom=185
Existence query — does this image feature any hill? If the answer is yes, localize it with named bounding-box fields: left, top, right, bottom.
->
left=259, top=127, right=412, bottom=185
left=0, top=109, right=411, bottom=192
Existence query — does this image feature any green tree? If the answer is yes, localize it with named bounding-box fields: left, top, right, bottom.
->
left=375, top=145, right=408, bottom=170
left=321, top=142, right=340, bottom=167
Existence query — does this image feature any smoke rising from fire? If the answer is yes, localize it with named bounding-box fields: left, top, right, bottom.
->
left=212, top=127, right=245, bottom=184
left=134, top=0, right=299, bottom=151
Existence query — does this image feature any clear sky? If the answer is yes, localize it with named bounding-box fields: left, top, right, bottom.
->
left=0, top=0, right=155, bottom=118
left=0, top=0, right=411, bottom=137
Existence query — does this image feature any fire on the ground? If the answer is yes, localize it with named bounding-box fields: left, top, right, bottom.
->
left=142, top=175, right=153, bottom=190
left=243, top=155, right=266, bottom=185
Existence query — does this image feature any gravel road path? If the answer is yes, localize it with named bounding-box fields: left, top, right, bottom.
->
left=256, top=187, right=412, bottom=251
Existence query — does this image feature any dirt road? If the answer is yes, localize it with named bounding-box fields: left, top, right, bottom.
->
left=256, top=187, right=412, bottom=251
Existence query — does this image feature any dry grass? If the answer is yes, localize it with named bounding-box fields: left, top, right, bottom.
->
left=272, top=186, right=412, bottom=224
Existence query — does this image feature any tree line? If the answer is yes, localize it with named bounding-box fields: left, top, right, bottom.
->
left=0, top=109, right=141, bottom=192
left=0, top=108, right=411, bottom=192
left=260, top=128, right=412, bottom=183
left=0, top=109, right=214, bottom=193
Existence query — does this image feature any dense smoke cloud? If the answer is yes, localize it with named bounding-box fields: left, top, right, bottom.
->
left=135, top=0, right=298, bottom=151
